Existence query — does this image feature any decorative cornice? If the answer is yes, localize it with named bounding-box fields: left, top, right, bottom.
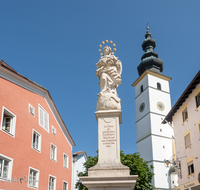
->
left=137, top=133, right=173, bottom=144
left=132, top=69, right=171, bottom=87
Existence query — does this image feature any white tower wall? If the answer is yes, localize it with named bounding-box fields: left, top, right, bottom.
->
left=137, top=136, right=153, bottom=161
left=136, top=114, right=151, bottom=142
left=134, top=71, right=174, bottom=190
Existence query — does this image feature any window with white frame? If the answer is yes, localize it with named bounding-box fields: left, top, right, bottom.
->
left=39, top=105, right=49, bottom=132
left=51, top=144, right=57, bottom=162
left=195, top=92, right=200, bottom=108
left=1, top=107, right=16, bottom=137
left=188, top=161, right=194, bottom=176
left=0, top=153, right=13, bottom=181
left=29, top=104, right=35, bottom=116
left=32, top=130, right=41, bottom=152
left=28, top=167, right=39, bottom=189
left=63, top=154, right=68, bottom=169
left=63, top=181, right=68, bottom=190
left=52, top=126, right=56, bottom=136
left=49, top=175, right=56, bottom=190
left=184, top=133, right=191, bottom=149
left=182, top=107, right=188, bottom=122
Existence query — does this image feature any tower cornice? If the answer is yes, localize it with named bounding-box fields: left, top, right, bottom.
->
left=132, top=69, right=171, bottom=87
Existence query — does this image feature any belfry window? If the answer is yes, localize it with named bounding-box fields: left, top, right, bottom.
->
left=140, top=85, right=143, bottom=93
left=157, top=83, right=161, bottom=90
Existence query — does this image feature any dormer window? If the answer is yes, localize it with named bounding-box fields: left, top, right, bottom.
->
left=141, top=85, right=143, bottom=93
left=157, top=83, right=161, bottom=90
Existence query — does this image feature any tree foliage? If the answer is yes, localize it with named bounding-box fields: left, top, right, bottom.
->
left=76, top=151, right=155, bottom=190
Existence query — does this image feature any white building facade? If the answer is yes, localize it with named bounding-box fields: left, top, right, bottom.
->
left=72, top=151, right=87, bottom=190
left=163, top=71, right=200, bottom=190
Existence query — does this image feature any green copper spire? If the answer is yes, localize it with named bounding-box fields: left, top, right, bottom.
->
left=137, top=26, right=163, bottom=76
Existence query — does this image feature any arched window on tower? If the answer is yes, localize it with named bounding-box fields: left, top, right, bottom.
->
left=141, top=85, right=143, bottom=93
left=157, top=83, right=161, bottom=90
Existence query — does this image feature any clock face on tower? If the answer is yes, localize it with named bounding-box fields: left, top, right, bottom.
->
left=157, top=102, right=165, bottom=111
left=139, top=102, right=145, bottom=112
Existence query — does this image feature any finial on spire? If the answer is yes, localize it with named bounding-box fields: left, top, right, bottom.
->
left=137, top=23, right=163, bottom=76
left=146, top=19, right=149, bottom=30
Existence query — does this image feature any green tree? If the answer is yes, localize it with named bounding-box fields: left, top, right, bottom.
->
left=76, top=151, right=155, bottom=190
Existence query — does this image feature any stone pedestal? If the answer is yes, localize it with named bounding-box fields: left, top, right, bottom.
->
left=80, top=110, right=138, bottom=190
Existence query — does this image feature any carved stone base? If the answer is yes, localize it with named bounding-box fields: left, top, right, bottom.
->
left=79, top=176, right=138, bottom=190
left=80, top=109, right=138, bottom=190
left=88, top=164, right=130, bottom=177
left=97, top=92, right=121, bottom=111
left=79, top=110, right=138, bottom=190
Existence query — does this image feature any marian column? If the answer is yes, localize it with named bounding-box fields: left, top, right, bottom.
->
left=80, top=41, right=138, bottom=190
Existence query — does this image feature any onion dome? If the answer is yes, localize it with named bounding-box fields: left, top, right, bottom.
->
left=137, top=27, right=163, bottom=76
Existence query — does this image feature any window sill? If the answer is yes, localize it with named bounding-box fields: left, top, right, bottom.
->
left=185, top=145, right=192, bottom=149
left=28, top=185, right=38, bottom=189
left=32, top=147, right=41, bottom=153
left=196, top=106, right=200, bottom=111
left=0, top=177, right=12, bottom=183
left=188, top=173, right=195, bottom=177
left=64, top=166, right=68, bottom=169
left=1, top=129, right=14, bottom=138
left=182, top=118, right=189, bottom=124
left=51, top=158, right=57, bottom=163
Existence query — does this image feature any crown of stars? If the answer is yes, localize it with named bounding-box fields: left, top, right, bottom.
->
left=99, top=40, right=116, bottom=56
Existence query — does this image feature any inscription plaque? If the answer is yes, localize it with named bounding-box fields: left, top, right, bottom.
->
left=102, top=125, right=116, bottom=147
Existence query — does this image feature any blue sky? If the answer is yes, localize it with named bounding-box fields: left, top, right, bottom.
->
left=0, top=1, right=199, bottom=157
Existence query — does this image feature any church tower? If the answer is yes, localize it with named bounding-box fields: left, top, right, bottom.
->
left=132, top=27, right=174, bottom=189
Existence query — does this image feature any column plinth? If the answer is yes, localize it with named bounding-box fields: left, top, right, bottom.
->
left=80, top=110, right=138, bottom=190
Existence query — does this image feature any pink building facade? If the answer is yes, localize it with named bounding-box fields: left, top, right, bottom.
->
left=0, top=60, right=75, bottom=190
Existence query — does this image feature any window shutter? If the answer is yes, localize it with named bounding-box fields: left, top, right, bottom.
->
left=39, top=108, right=44, bottom=126
left=36, top=135, right=39, bottom=149
left=33, top=172, right=36, bottom=186
left=51, top=146, right=53, bottom=159
left=44, top=112, right=48, bottom=131
left=198, top=98, right=200, bottom=106
left=33, top=133, right=36, bottom=148
left=0, top=159, right=2, bottom=176
left=66, top=155, right=68, bottom=168
left=39, top=105, right=49, bottom=132
left=3, top=160, right=9, bottom=178
left=185, top=134, right=191, bottom=148
left=29, top=171, right=33, bottom=186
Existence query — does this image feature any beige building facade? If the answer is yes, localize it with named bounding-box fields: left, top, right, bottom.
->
left=163, top=70, right=200, bottom=190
